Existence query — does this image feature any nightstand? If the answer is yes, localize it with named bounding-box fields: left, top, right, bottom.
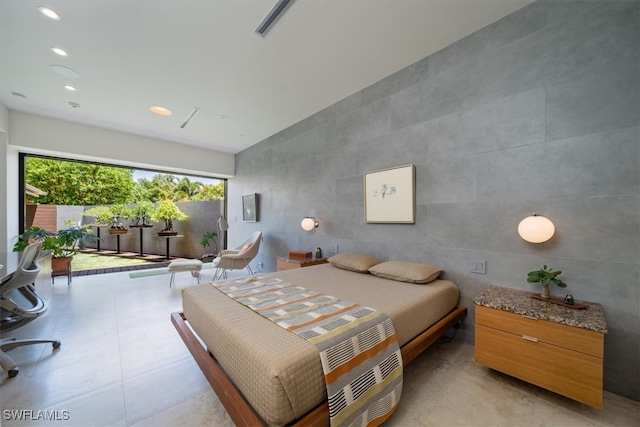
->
left=473, top=285, right=607, bottom=409
left=276, top=257, right=328, bottom=271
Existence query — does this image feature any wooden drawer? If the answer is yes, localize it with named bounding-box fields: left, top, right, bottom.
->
left=476, top=324, right=603, bottom=408
left=475, top=305, right=603, bottom=358
left=277, top=258, right=328, bottom=271
left=276, top=258, right=300, bottom=271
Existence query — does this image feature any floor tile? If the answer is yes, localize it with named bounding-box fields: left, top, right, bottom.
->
left=129, top=390, right=233, bottom=427
left=1, top=268, right=638, bottom=427
left=122, top=358, right=211, bottom=425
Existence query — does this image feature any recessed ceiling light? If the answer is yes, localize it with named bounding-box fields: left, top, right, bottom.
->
left=150, top=106, right=172, bottom=116
left=11, top=92, right=27, bottom=99
left=219, top=115, right=228, bottom=120
left=38, top=6, right=61, bottom=20
left=51, top=65, right=80, bottom=78
left=51, top=47, right=68, bottom=57
left=68, top=101, right=80, bottom=108
left=63, top=85, right=76, bottom=91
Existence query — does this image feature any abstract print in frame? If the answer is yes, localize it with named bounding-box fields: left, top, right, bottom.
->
left=242, top=193, right=258, bottom=222
left=364, top=164, right=415, bottom=223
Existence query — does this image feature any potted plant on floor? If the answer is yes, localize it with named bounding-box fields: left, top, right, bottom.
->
left=200, top=230, right=218, bottom=262
left=14, top=220, right=97, bottom=282
left=151, top=200, right=188, bottom=236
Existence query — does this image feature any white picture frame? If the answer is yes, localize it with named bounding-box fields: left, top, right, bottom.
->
left=364, top=164, right=415, bottom=224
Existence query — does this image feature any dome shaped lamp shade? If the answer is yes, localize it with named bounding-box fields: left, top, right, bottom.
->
left=518, top=214, right=555, bottom=243
left=301, top=217, right=319, bottom=231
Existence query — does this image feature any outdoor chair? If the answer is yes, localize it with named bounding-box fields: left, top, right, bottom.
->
left=212, top=231, right=262, bottom=281
left=0, top=242, right=60, bottom=378
left=167, top=259, right=202, bottom=287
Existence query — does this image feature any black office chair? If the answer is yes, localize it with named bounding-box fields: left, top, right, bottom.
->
left=0, top=242, right=60, bottom=377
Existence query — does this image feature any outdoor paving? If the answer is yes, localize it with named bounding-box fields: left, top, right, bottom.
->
left=74, top=249, right=176, bottom=277
left=72, top=261, right=172, bottom=278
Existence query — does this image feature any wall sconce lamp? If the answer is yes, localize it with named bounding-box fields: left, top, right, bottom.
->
left=518, top=213, right=555, bottom=243
left=301, top=217, right=319, bottom=231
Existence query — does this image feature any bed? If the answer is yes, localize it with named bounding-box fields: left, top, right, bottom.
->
left=171, top=258, right=467, bottom=426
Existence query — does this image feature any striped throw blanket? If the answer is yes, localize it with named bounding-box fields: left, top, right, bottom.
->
left=214, top=276, right=403, bottom=427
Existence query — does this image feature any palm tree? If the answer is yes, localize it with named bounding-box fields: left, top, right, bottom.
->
left=176, top=177, right=203, bottom=201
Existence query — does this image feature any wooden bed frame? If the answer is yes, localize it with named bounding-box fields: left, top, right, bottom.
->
left=171, top=305, right=467, bottom=426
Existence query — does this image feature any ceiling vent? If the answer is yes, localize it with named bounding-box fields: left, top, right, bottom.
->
left=255, top=0, right=295, bottom=36
left=180, top=107, right=201, bottom=129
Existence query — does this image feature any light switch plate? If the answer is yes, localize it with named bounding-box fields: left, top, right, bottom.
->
left=471, top=260, right=486, bottom=274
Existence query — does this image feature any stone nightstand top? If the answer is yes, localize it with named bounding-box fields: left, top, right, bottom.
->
left=473, top=285, right=608, bottom=334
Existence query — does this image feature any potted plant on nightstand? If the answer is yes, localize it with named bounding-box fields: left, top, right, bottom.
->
left=527, top=265, right=567, bottom=298
left=151, top=200, right=188, bottom=236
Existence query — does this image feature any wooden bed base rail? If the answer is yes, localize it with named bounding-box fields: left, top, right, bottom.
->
left=171, top=305, right=467, bottom=426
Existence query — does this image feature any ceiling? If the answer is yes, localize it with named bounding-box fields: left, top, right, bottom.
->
left=0, top=0, right=534, bottom=155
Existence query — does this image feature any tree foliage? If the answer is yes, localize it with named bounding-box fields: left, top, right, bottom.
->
left=192, top=182, right=225, bottom=201
left=151, top=199, right=188, bottom=231
left=26, top=158, right=135, bottom=205
left=26, top=157, right=225, bottom=205
left=132, top=174, right=224, bottom=202
left=175, top=177, right=203, bottom=201
left=132, top=174, right=177, bottom=202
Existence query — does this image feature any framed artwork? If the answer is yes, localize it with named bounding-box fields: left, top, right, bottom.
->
left=242, top=193, right=258, bottom=222
left=364, top=164, right=415, bottom=223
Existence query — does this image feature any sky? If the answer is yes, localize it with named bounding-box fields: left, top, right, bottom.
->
left=132, top=169, right=221, bottom=185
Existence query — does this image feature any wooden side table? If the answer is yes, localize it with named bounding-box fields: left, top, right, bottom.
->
left=473, top=285, right=607, bottom=408
left=276, top=257, right=328, bottom=271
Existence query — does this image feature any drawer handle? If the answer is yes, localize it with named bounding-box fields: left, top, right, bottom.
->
left=522, top=335, right=538, bottom=343
left=521, top=314, right=538, bottom=320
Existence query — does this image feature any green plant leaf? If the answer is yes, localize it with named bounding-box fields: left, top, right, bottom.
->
left=526, top=265, right=567, bottom=288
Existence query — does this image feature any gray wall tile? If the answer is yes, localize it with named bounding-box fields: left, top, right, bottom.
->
left=546, top=195, right=639, bottom=264
left=479, top=1, right=639, bottom=103
left=546, top=57, right=639, bottom=141
left=230, top=0, right=640, bottom=401
left=546, top=126, right=640, bottom=198
left=604, top=328, right=640, bottom=399
left=426, top=88, right=546, bottom=159
left=417, top=155, right=477, bottom=205
left=390, top=57, right=481, bottom=131
left=478, top=144, right=548, bottom=201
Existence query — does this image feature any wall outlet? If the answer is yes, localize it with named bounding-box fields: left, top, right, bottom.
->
left=470, top=260, right=486, bottom=274
left=331, top=244, right=339, bottom=253
left=256, top=262, right=263, bottom=273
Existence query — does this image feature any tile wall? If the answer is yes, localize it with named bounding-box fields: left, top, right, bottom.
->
left=230, top=1, right=640, bottom=400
